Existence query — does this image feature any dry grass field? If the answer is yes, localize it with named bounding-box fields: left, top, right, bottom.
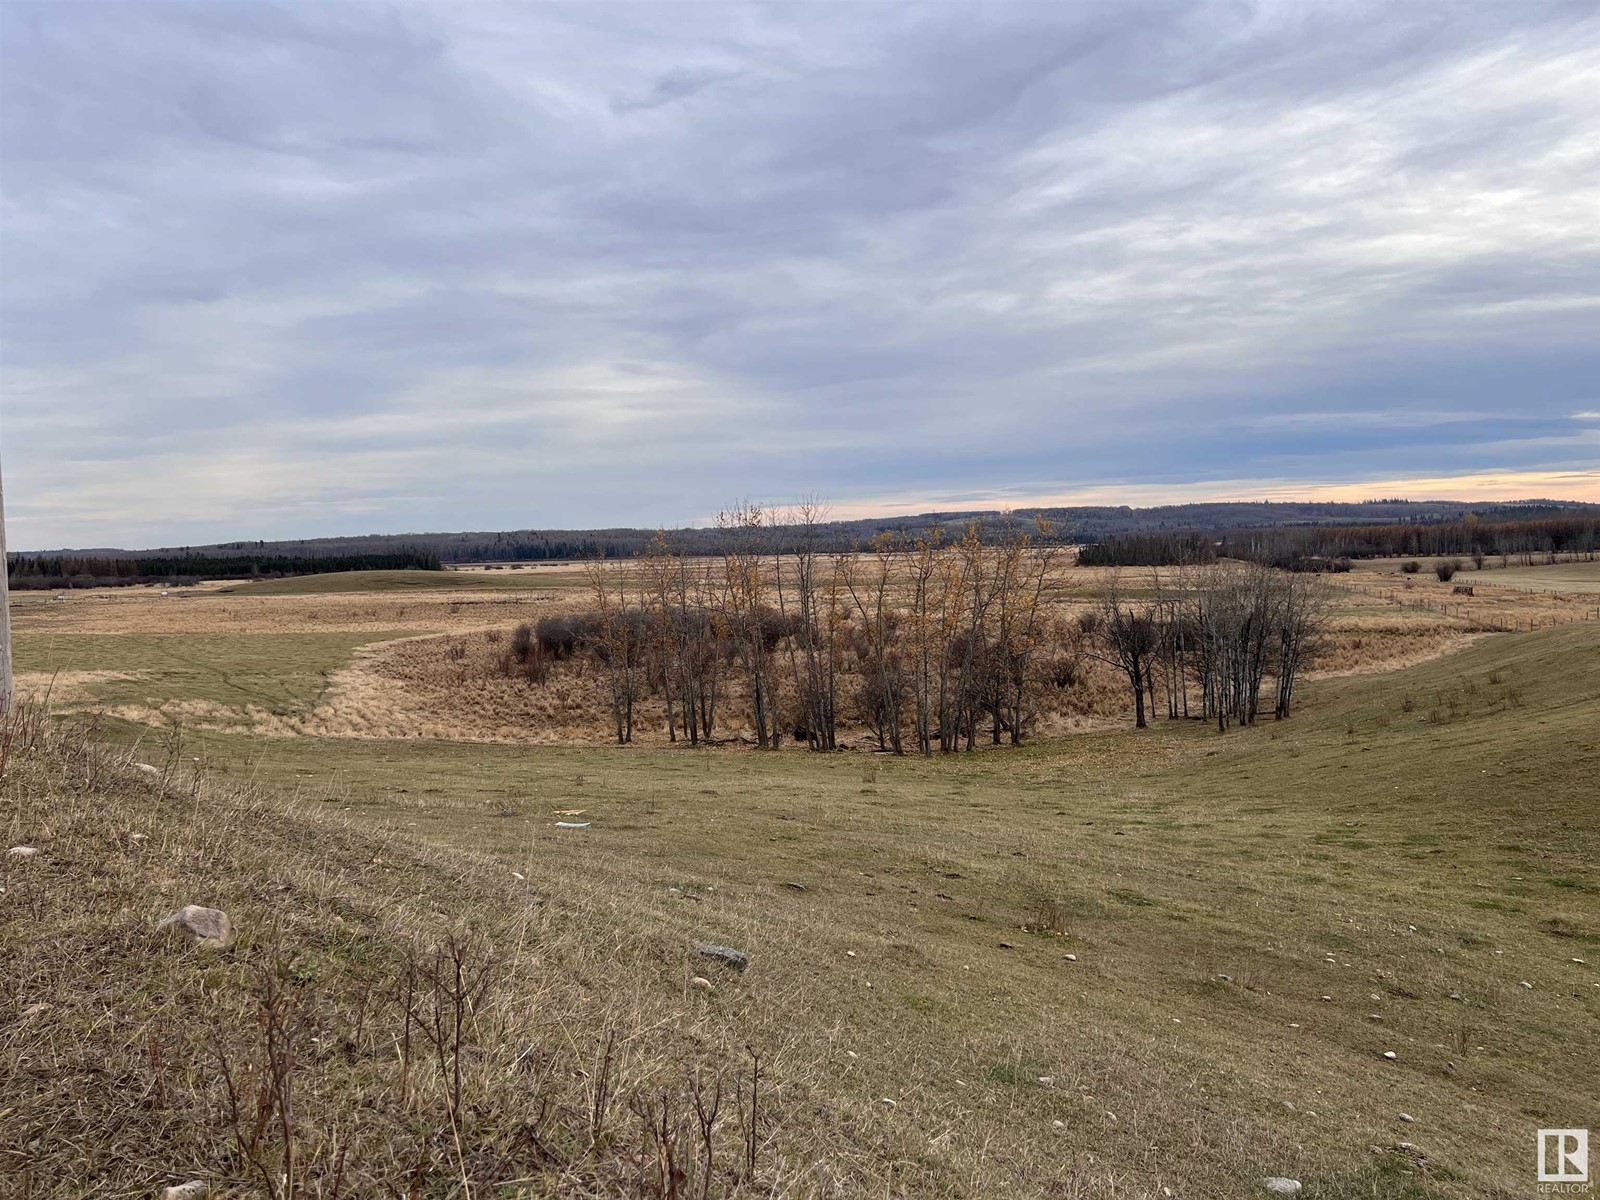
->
left=4, top=567, right=1598, bottom=1197
left=13, top=561, right=1596, bottom=747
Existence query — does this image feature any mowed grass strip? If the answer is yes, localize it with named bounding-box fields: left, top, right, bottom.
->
left=153, top=621, right=1600, bottom=1198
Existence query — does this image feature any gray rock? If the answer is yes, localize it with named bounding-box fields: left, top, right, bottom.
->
left=6, top=845, right=39, bottom=859
left=134, top=763, right=161, bottom=777
left=157, top=906, right=235, bottom=950
left=161, top=1183, right=208, bottom=1200
left=696, top=943, right=748, bottom=973
left=1262, top=1180, right=1302, bottom=1197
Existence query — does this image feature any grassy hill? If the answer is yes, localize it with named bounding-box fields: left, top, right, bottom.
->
left=3, top=623, right=1596, bottom=1197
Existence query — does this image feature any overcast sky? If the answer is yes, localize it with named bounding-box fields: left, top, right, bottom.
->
left=3, top=1, right=1598, bottom=549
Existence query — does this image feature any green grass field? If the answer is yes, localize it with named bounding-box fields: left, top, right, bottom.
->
left=109, top=621, right=1594, bottom=1198
left=13, top=631, right=399, bottom=715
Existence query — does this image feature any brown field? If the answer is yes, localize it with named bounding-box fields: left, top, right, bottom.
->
left=13, top=560, right=1598, bottom=747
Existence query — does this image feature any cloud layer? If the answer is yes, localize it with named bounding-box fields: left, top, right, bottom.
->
left=4, top=1, right=1598, bottom=547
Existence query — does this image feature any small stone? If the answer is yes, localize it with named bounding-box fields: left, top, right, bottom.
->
left=695, top=944, right=748, bottom=973
left=1573, top=958, right=1586, bottom=964
left=1520, top=981, right=1533, bottom=989
left=1037, top=1075, right=1054, bottom=1087
left=1319, top=995, right=1332, bottom=1002
left=162, top=1184, right=208, bottom=1200
left=1052, top=1119, right=1064, bottom=1128
left=6, top=845, right=39, bottom=859
left=1261, top=1179, right=1302, bottom=1197
left=1382, top=1051, right=1398, bottom=1061
left=134, top=763, right=161, bottom=777
left=1368, top=1013, right=1382, bottom=1021
left=1063, top=953, right=1078, bottom=962
left=690, top=976, right=713, bottom=992
left=156, top=906, right=235, bottom=950
left=846, top=950, right=856, bottom=957
left=1399, top=1113, right=1414, bottom=1123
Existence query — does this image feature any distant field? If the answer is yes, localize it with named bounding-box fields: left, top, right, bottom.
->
left=215, top=567, right=573, bottom=595
left=15, top=559, right=1598, bottom=744
left=1472, top=560, right=1600, bottom=595
left=1345, top=554, right=1599, bottom=586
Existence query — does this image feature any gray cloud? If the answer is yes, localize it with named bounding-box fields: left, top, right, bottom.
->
left=3, top=0, right=1598, bottom=547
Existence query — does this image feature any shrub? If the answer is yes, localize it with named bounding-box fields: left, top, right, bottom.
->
left=1471, top=552, right=1486, bottom=570
left=1401, top=561, right=1421, bottom=574
left=510, top=623, right=535, bottom=663
left=1434, top=559, right=1460, bottom=582
left=537, top=614, right=588, bottom=662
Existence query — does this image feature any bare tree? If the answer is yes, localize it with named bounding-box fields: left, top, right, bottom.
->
left=584, top=559, right=643, bottom=744
left=839, top=533, right=904, bottom=753
left=1094, top=577, right=1161, bottom=729
left=775, top=499, right=841, bottom=750
left=719, top=503, right=781, bottom=748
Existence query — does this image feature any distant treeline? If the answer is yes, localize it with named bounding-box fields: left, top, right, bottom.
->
left=28, top=500, right=1598, bottom=567
left=7, top=551, right=441, bottom=589
left=1077, top=532, right=1217, bottom=567
left=1080, top=515, right=1599, bottom=570
left=1222, top=516, right=1599, bottom=569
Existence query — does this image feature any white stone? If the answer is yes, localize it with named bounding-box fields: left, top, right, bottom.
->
left=1262, top=1179, right=1302, bottom=1196
left=1382, top=1051, right=1398, bottom=1060
left=162, top=1184, right=208, bottom=1200
left=157, top=905, right=235, bottom=950
left=6, top=846, right=39, bottom=859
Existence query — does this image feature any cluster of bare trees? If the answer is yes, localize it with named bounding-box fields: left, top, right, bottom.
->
left=504, top=509, right=1330, bottom=748
left=517, top=506, right=1069, bottom=753
left=1094, top=563, right=1328, bottom=731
